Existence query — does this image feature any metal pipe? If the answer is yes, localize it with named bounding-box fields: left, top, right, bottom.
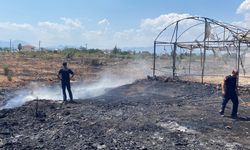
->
left=173, top=21, right=179, bottom=78
left=189, top=49, right=192, bottom=75
left=238, top=41, right=241, bottom=83
left=201, top=19, right=208, bottom=83
left=153, top=41, right=156, bottom=76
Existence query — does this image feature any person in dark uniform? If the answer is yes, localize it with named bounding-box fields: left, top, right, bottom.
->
left=220, top=69, right=239, bottom=119
left=58, top=62, right=74, bottom=103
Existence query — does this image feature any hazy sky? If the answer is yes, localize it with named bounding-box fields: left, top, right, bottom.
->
left=0, top=0, right=249, bottom=49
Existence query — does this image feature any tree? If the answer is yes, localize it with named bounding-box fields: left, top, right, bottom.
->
left=112, top=45, right=121, bottom=54
left=18, top=43, right=22, bottom=51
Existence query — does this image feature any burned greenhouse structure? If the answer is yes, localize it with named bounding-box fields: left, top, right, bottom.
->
left=153, top=16, right=250, bottom=83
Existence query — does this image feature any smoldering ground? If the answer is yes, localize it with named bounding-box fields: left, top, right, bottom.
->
left=1, top=76, right=250, bottom=149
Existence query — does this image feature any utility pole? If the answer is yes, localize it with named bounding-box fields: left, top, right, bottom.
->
left=39, top=40, right=41, bottom=51
left=9, top=39, right=11, bottom=51
left=85, top=43, right=88, bottom=50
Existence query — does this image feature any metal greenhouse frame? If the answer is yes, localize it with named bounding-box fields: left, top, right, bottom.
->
left=153, top=16, right=250, bottom=83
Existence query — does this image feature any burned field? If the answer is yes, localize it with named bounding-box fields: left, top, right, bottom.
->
left=0, top=77, right=250, bottom=150
left=0, top=52, right=250, bottom=149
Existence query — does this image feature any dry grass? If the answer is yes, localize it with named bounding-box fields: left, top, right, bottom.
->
left=180, top=75, right=250, bottom=86
left=1, top=52, right=250, bottom=89
left=0, top=52, right=101, bottom=88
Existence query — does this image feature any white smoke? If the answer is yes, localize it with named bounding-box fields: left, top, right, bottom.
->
left=0, top=84, right=62, bottom=109
left=0, top=59, right=152, bottom=110
left=0, top=75, right=134, bottom=110
left=73, top=73, right=136, bottom=99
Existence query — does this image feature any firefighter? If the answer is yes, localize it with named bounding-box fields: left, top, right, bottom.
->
left=220, top=69, right=239, bottom=119
left=58, top=62, right=75, bottom=103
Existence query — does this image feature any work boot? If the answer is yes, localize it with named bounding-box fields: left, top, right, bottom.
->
left=231, top=114, right=237, bottom=119
left=69, top=100, right=77, bottom=104
left=219, top=109, right=224, bottom=117
left=62, top=100, right=68, bottom=104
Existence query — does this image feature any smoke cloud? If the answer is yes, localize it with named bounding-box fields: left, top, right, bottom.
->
left=0, top=59, right=152, bottom=110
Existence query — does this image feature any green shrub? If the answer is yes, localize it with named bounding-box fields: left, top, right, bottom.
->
left=7, top=70, right=13, bottom=81
left=63, top=48, right=79, bottom=59
left=3, top=64, right=9, bottom=76
left=2, top=64, right=12, bottom=81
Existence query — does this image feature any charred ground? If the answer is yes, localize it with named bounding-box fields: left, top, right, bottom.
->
left=0, top=78, right=250, bottom=150
left=0, top=52, right=250, bottom=149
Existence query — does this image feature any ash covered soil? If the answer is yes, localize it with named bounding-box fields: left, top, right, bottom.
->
left=0, top=78, right=250, bottom=150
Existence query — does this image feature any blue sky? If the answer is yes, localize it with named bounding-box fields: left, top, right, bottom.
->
left=0, top=0, right=249, bottom=49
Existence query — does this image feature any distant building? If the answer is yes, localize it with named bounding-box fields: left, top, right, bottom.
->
left=103, top=49, right=112, bottom=54
left=22, top=44, right=35, bottom=51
